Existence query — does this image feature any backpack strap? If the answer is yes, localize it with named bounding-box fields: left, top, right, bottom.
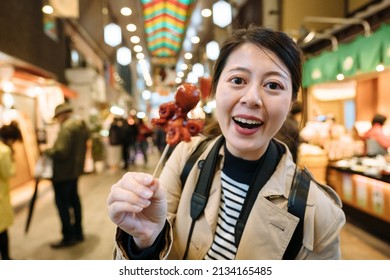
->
left=234, top=139, right=280, bottom=247
left=282, top=167, right=311, bottom=260
left=182, top=136, right=224, bottom=259
left=180, top=138, right=212, bottom=187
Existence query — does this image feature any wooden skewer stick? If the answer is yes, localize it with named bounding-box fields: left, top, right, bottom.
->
left=152, top=144, right=170, bottom=177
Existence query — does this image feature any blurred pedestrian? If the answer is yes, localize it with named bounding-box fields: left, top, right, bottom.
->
left=121, top=117, right=138, bottom=170
left=362, top=113, right=390, bottom=156
left=0, top=121, right=23, bottom=259
left=108, top=116, right=125, bottom=171
left=44, top=103, right=89, bottom=248
left=136, top=118, right=153, bottom=165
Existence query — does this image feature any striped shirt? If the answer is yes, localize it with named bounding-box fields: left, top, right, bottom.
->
left=204, top=147, right=262, bottom=260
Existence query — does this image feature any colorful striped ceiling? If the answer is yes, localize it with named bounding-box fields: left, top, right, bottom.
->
left=141, top=0, right=195, bottom=63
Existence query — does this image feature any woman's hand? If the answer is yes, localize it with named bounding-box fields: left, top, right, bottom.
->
left=107, top=172, right=167, bottom=249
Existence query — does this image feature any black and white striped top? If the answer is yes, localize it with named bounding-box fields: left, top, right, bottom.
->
left=204, top=147, right=262, bottom=260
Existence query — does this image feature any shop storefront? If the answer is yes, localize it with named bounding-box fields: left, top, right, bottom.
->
left=0, top=54, right=76, bottom=190
left=300, top=23, right=390, bottom=237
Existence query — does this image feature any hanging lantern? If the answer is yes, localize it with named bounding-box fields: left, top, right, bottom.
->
left=212, top=1, right=232, bottom=28
left=116, top=47, right=132, bottom=66
left=104, top=23, right=121, bottom=47
left=206, top=41, right=220, bottom=61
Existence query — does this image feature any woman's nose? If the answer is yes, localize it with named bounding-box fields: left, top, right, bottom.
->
left=240, top=85, right=262, bottom=107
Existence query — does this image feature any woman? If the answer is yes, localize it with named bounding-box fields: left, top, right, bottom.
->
left=0, top=121, right=22, bottom=260
left=107, top=26, right=345, bottom=260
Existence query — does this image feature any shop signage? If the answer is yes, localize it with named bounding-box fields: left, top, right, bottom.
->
left=303, top=23, right=390, bottom=87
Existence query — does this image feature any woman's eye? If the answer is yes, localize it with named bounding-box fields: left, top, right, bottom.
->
left=231, top=77, right=244, bottom=85
left=266, top=82, right=282, bottom=90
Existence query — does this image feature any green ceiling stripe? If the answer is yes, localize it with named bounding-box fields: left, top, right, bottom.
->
left=147, top=32, right=181, bottom=43
left=149, top=42, right=180, bottom=51
left=144, top=10, right=186, bottom=22
left=145, top=22, right=184, bottom=34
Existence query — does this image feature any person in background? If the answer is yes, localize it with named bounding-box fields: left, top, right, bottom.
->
left=275, top=101, right=302, bottom=162
left=107, top=26, right=345, bottom=260
left=108, top=116, right=125, bottom=171
left=44, top=103, right=89, bottom=248
left=0, top=121, right=23, bottom=259
left=136, top=118, right=153, bottom=165
left=362, top=113, right=390, bottom=156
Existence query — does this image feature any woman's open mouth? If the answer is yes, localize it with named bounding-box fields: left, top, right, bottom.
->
left=233, top=117, right=263, bottom=129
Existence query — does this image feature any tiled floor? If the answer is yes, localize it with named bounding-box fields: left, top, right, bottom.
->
left=7, top=149, right=390, bottom=260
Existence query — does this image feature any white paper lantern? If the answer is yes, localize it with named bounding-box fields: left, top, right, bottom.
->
left=212, top=1, right=232, bottom=28
left=117, top=47, right=132, bottom=66
left=206, top=41, right=220, bottom=61
left=104, top=23, right=121, bottom=47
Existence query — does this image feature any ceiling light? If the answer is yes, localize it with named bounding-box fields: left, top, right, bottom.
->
left=212, top=1, right=232, bottom=28
left=130, top=36, right=140, bottom=44
left=42, top=5, right=54, bottom=14
left=104, top=23, right=121, bottom=47
left=187, top=72, right=198, bottom=84
left=193, top=63, right=204, bottom=77
left=184, top=53, right=193, bottom=60
left=134, top=45, right=143, bottom=52
left=206, top=41, right=220, bottom=60
left=376, top=64, right=384, bottom=72
left=136, top=53, right=145, bottom=60
left=201, top=8, right=212, bottom=18
left=121, top=7, right=132, bottom=16
left=116, top=47, right=132, bottom=65
left=191, top=36, right=200, bottom=44
left=126, top=24, right=137, bottom=32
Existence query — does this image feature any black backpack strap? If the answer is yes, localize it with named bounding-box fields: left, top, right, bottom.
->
left=182, top=136, right=224, bottom=259
left=180, top=138, right=211, bottom=187
left=234, top=140, right=280, bottom=247
left=282, top=167, right=311, bottom=260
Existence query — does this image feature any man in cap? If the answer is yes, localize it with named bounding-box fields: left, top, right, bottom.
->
left=44, top=102, right=89, bottom=248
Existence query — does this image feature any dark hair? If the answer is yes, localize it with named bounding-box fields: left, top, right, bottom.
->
left=0, top=121, right=23, bottom=141
left=210, top=25, right=303, bottom=102
left=372, top=114, right=387, bottom=125
left=290, top=101, right=302, bottom=115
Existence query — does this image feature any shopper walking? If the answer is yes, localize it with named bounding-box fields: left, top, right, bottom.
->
left=0, top=121, right=23, bottom=259
left=136, top=118, right=153, bottom=165
left=107, top=26, right=345, bottom=260
left=44, top=103, right=89, bottom=248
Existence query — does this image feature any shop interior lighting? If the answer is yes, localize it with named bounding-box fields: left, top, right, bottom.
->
left=212, top=0, right=232, bottom=28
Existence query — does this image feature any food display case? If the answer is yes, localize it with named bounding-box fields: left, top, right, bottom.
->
left=327, top=156, right=390, bottom=239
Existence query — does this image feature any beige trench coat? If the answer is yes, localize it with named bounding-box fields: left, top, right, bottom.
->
left=114, top=136, right=345, bottom=260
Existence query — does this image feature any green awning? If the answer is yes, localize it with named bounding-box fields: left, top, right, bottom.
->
left=302, top=23, right=390, bottom=87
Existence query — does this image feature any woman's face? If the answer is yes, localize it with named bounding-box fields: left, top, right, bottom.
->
left=215, top=43, right=293, bottom=160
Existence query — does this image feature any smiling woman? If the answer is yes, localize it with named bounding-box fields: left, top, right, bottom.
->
left=107, top=25, right=346, bottom=260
